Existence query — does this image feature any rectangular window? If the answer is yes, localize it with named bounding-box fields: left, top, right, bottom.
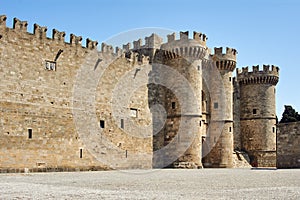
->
left=130, top=108, right=138, bottom=118
left=214, top=102, right=218, bottom=109
left=229, top=127, right=232, bottom=132
left=45, top=60, right=56, bottom=71
left=121, top=119, right=124, bottom=129
left=79, top=149, right=83, bottom=158
left=253, top=109, right=257, bottom=114
left=229, top=77, right=232, bottom=82
left=273, top=127, right=275, bottom=133
left=100, top=120, right=105, bottom=128
left=28, top=129, right=32, bottom=139
left=172, top=102, right=176, bottom=109
left=199, top=121, right=202, bottom=127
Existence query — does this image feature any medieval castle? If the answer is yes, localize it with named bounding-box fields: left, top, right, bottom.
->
left=0, top=15, right=284, bottom=172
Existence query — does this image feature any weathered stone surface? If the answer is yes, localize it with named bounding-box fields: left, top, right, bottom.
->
left=277, top=122, right=300, bottom=168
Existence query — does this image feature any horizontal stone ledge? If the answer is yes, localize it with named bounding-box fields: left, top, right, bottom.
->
left=247, top=150, right=276, bottom=153
left=167, top=114, right=202, bottom=118
left=240, top=117, right=276, bottom=120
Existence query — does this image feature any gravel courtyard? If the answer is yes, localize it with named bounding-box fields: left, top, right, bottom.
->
left=0, top=169, right=299, bottom=199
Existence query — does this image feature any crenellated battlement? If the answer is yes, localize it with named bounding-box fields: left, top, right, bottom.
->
left=209, top=47, right=237, bottom=71
left=166, top=31, right=207, bottom=46
left=0, top=15, right=98, bottom=50
left=160, top=31, right=208, bottom=60
left=70, top=33, right=82, bottom=45
left=0, top=15, right=7, bottom=28
left=52, top=29, right=65, bottom=42
left=86, top=38, right=98, bottom=50
left=112, top=31, right=208, bottom=61
left=13, top=18, right=28, bottom=32
left=237, top=65, right=279, bottom=85
left=121, top=33, right=163, bottom=51
left=211, top=47, right=237, bottom=61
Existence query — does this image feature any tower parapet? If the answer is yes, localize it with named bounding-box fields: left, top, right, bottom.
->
left=237, top=65, right=279, bottom=85
left=210, top=47, right=237, bottom=71
left=161, top=31, right=208, bottom=60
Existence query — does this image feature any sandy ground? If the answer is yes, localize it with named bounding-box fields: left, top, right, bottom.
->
left=0, top=168, right=299, bottom=199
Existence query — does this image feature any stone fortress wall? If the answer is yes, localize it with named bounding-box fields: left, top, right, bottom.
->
left=0, top=15, right=154, bottom=172
left=277, top=122, right=300, bottom=168
left=0, top=15, right=286, bottom=172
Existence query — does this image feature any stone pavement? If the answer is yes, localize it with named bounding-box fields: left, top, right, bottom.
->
left=0, top=169, right=299, bottom=199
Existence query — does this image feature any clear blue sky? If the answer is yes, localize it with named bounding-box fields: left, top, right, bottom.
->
left=1, top=0, right=299, bottom=117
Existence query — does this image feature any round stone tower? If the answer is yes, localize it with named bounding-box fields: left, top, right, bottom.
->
left=152, top=31, right=207, bottom=168
left=237, top=65, right=279, bottom=167
left=203, top=47, right=237, bottom=168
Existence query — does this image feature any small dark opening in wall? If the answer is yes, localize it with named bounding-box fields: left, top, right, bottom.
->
left=214, top=102, right=218, bottom=109
left=120, top=119, right=124, bottom=129
left=253, top=109, right=257, bottom=114
left=50, top=101, right=54, bottom=105
left=7, top=132, right=9, bottom=135
left=229, top=127, right=232, bottom=132
left=79, top=149, right=83, bottom=158
left=100, top=120, right=105, bottom=128
left=273, top=127, right=275, bottom=133
left=172, top=102, right=176, bottom=109
left=28, top=129, right=32, bottom=139
left=229, top=77, right=232, bottom=82
left=199, top=121, right=202, bottom=127
left=130, top=108, right=138, bottom=118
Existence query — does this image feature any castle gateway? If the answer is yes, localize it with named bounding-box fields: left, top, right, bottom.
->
left=0, top=15, right=279, bottom=172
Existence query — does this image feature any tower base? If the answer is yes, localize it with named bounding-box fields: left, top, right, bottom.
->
left=248, top=150, right=276, bottom=167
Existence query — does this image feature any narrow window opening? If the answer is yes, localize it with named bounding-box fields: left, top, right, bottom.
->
left=197, top=65, right=201, bottom=71
left=229, top=127, right=232, bottom=132
left=171, top=102, right=176, bottom=109
left=214, top=102, right=218, bottom=109
left=272, top=127, right=275, bottom=133
left=130, top=108, right=138, bottom=118
left=120, top=119, right=124, bottom=129
left=45, top=60, right=56, bottom=71
left=229, top=77, right=232, bottom=82
left=199, top=121, right=202, bottom=127
left=28, top=129, right=32, bottom=139
left=125, top=150, right=128, bottom=158
left=100, top=120, right=105, bottom=128
left=253, top=109, right=257, bottom=114
left=79, top=149, right=83, bottom=158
